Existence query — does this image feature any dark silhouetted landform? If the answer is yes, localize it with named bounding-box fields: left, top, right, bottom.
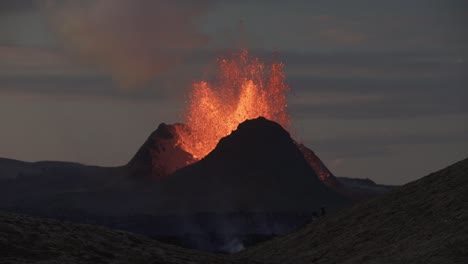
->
left=0, top=211, right=260, bottom=264
left=1, top=158, right=465, bottom=263
left=0, top=117, right=392, bottom=252
left=238, top=158, right=468, bottom=264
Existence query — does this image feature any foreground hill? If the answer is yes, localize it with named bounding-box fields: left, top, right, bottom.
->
left=237, top=158, right=468, bottom=264
left=0, top=211, right=260, bottom=264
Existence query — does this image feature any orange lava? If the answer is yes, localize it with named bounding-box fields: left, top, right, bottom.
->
left=177, top=50, right=291, bottom=159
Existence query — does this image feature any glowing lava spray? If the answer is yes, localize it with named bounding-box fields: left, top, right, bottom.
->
left=177, top=50, right=291, bottom=159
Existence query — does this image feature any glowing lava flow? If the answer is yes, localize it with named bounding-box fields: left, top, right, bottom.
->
left=177, top=50, right=291, bottom=159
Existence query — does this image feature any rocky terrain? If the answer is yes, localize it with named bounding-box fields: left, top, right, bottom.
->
left=0, top=211, right=261, bottom=264
left=237, top=158, right=468, bottom=264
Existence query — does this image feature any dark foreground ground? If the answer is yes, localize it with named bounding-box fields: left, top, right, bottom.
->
left=237, top=158, right=468, bottom=264
left=1, top=158, right=467, bottom=264
left=0, top=211, right=261, bottom=264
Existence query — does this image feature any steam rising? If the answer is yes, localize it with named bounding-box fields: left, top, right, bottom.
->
left=43, top=0, right=213, bottom=88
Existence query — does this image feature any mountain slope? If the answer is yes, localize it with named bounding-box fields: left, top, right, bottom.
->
left=298, top=144, right=341, bottom=188
left=0, top=211, right=260, bottom=264
left=237, top=158, right=468, bottom=264
left=126, top=123, right=195, bottom=179
left=0, top=158, right=87, bottom=180
left=152, top=117, right=347, bottom=213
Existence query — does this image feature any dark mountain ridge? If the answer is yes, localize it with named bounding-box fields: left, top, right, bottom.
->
left=158, top=117, right=347, bottom=213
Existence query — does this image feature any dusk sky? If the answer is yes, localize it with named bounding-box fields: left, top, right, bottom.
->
left=1, top=0, right=467, bottom=184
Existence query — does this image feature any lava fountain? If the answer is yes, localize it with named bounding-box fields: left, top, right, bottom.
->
left=177, top=50, right=291, bottom=159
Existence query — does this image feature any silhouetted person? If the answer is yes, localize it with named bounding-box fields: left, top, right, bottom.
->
left=321, top=207, right=326, bottom=216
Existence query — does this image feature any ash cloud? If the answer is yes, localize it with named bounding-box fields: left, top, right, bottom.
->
left=42, top=0, right=215, bottom=88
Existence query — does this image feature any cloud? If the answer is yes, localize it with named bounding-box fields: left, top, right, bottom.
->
left=0, top=45, right=210, bottom=102
left=281, top=50, right=468, bottom=120
left=41, top=0, right=215, bottom=88
left=290, top=91, right=468, bottom=119
left=287, top=80, right=468, bottom=119
left=303, top=122, right=468, bottom=162
left=0, top=1, right=37, bottom=14
left=0, top=46, right=79, bottom=74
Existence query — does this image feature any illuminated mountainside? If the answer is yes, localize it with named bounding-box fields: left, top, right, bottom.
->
left=126, top=123, right=195, bottom=179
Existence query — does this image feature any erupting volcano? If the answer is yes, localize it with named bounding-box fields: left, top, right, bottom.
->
left=129, top=49, right=338, bottom=185
left=177, top=50, right=291, bottom=159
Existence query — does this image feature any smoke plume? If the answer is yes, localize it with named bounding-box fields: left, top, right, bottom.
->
left=42, top=0, right=213, bottom=88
